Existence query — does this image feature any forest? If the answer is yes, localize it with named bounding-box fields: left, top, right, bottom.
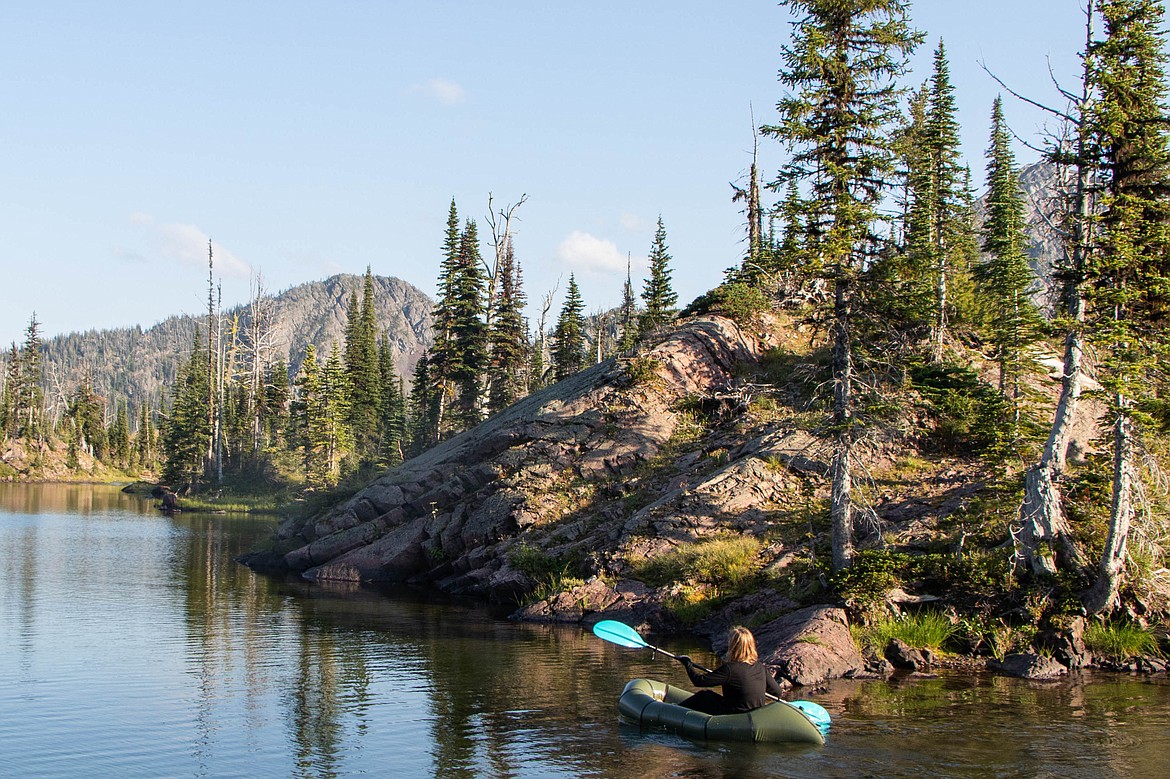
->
left=2, top=0, right=1169, bottom=627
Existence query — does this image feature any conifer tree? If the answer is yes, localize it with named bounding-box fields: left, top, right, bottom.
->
left=377, top=336, right=406, bottom=465
left=17, top=314, right=45, bottom=442
left=1083, top=0, right=1170, bottom=614
left=764, top=0, right=921, bottom=571
left=2, top=344, right=20, bottom=440
left=638, top=217, right=678, bottom=337
left=109, top=399, right=131, bottom=469
left=449, top=220, right=489, bottom=430
left=161, top=334, right=212, bottom=490
left=345, top=267, right=382, bottom=459
left=426, top=200, right=463, bottom=438
left=406, top=353, right=434, bottom=456
left=977, top=97, right=1043, bottom=412
left=552, top=275, right=588, bottom=381
left=616, top=256, right=639, bottom=352
left=487, top=237, right=529, bottom=414
left=923, top=40, right=970, bottom=359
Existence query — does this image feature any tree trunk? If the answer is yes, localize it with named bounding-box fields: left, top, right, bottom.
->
left=830, top=274, right=854, bottom=571
left=1084, top=406, right=1135, bottom=615
left=1015, top=9, right=1094, bottom=576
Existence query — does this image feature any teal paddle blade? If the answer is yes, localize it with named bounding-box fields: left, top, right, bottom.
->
left=592, top=620, right=649, bottom=649
left=788, top=700, right=831, bottom=732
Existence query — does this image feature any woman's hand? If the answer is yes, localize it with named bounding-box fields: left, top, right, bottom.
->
left=676, top=654, right=692, bottom=666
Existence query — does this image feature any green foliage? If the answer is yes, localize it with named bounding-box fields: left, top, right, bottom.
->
left=831, top=549, right=912, bottom=610
left=685, top=282, right=770, bottom=324
left=908, top=361, right=1016, bottom=454
left=638, top=216, right=678, bottom=337
left=509, top=543, right=586, bottom=603
left=552, top=274, right=588, bottom=381
left=851, top=610, right=957, bottom=652
left=633, top=536, right=762, bottom=589
left=623, top=356, right=662, bottom=387
left=1084, top=620, right=1163, bottom=658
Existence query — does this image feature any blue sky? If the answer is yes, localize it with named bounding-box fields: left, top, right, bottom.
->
left=0, top=1, right=1093, bottom=346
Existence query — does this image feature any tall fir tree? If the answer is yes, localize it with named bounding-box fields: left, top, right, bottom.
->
left=377, top=336, right=406, bottom=465
left=552, top=274, right=588, bottom=381
left=977, top=97, right=1043, bottom=411
left=763, top=0, right=921, bottom=571
left=345, top=267, right=382, bottom=460
left=426, top=200, right=463, bottom=439
left=161, top=334, right=212, bottom=490
left=449, top=220, right=489, bottom=430
left=17, top=314, right=45, bottom=442
left=638, top=217, right=678, bottom=337
left=487, top=237, right=529, bottom=414
left=616, top=255, right=640, bottom=352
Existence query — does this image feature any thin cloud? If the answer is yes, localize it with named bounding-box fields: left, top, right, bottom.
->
left=555, top=230, right=640, bottom=277
left=619, top=213, right=646, bottom=233
left=411, top=77, right=466, bottom=106
left=120, top=215, right=251, bottom=279
left=159, top=223, right=251, bottom=279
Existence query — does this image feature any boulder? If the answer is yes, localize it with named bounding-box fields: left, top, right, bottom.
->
left=991, top=652, right=1068, bottom=680
left=885, top=638, right=930, bottom=671
left=756, top=605, right=865, bottom=686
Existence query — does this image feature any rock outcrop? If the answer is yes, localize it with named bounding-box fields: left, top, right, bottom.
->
left=755, top=605, right=866, bottom=686
left=240, top=316, right=774, bottom=603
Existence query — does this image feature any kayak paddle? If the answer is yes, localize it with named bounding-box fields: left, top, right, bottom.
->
left=590, top=618, right=831, bottom=731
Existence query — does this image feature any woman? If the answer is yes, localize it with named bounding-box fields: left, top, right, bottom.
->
left=676, top=625, right=783, bottom=715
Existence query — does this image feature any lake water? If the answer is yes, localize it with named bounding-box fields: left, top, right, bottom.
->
left=1, top=483, right=1168, bottom=778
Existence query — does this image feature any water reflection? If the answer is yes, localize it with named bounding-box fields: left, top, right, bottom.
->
left=1, top=484, right=1169, bottom=779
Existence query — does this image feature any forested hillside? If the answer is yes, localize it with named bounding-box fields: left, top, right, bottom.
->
left=34, top=274, right=432, bottom=425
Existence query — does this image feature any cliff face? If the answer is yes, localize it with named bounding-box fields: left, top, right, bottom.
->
left=241, top=315, right=779, bottom=602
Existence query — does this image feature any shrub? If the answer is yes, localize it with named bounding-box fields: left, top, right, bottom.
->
left=852, top=610, right=957, bottom=652
left=1084, top=621, right=1162, bottom=658
left=633, top=536, right=762, bottom=589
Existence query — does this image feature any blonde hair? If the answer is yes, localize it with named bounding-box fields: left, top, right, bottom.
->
left=725, top=625, right=758, bottom=664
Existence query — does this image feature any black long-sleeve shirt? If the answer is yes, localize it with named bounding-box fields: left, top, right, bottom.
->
left=683, top=659, right=784, bottom=713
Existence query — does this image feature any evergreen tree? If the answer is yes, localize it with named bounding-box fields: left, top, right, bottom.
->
left=264, top=359, right=290, bottom=449
left=616, top=256, right=640, bottom=352
left=1083, top=0, right=1170, bottom=614
left=406, top=353, right=436, bottom=455
left=2, top=343, right=20, bottom=440
left=977, top=97, right=1043, bottom=411
left=17, top=314, right=45, bottom=442
left=161, top=334, right=212, bottom=490
left=763, top=0, right=921, bottom=571
left=108, top=399, right=131, bottom=469
left=487, top=237, right=529, bottom=413
left=320, top=341, right=353, bottom=480
left=922, top=40, right=971, bottom=359
left=345, top=267, right=382, bottom=460
left=638, top=217, right=678, bottom=337
left=552, top=274, right=588, bottom=381
left=448, top=220, right=489, bottom=430
left=68, top=375, right=107, bottom=461
left=426, top=200, right=463, bottom=438
left=377, top=336, right=406, bottom=465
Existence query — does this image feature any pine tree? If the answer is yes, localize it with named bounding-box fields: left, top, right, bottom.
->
left=345, top=267, right=382, bottom=460
left=109, top=399, right=131, bottom=469
left=977, top=97, right=1043, bottom=412
left=377, top=336, right=406, bottom=465
left=1083, top=0, right=1170, bottom=614
left=763, top=0, right=921, bottom=571
left=487, top=237, right=529, bottom=414
left=406, top=353, right=435, bottom=455
left=616, top=256, right=640, bottom=352
left=449, top=220, right=489, bottom=430
left=161, top=334, right=212, bottom=490
left=17, top=314, right=45, bottom=442
left=2, top=343, right=20, bottom=440
left=426, top=200, right=463, bottom=439
left=923, top=40, right=970, bottom=359
left=638, top=217, right=678, bottom=337
left=552, top=274, right=588, bottom=381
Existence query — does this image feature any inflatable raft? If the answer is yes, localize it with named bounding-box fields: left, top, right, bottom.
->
left=617, top=678, right=827, bottom=744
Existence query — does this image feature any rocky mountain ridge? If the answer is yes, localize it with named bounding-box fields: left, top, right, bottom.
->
left=34, top=274, right=433, bottom=419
